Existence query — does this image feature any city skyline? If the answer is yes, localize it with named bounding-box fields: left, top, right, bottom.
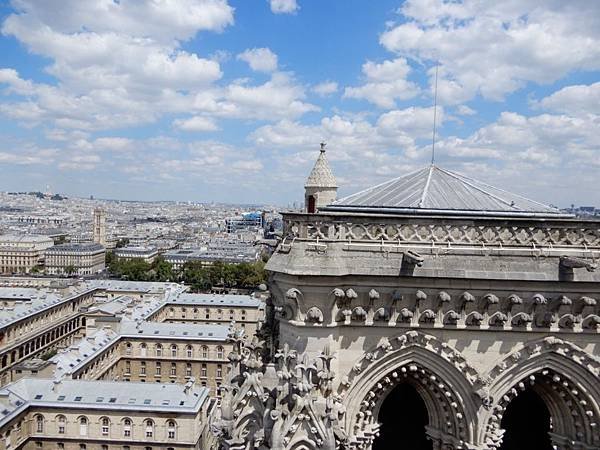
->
left=0, top=0, right=599, bottom=206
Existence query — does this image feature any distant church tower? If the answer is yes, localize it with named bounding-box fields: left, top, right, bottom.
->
left=93, top=207, right=106, bottom=246
left=304, top=143, right=337, bottom=213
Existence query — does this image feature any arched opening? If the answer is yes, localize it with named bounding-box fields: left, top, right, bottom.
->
left=373, top=383, right=432, bottom=450
left=500, top=388, right=552, bottom=450
left=307, top=195, right=316, bottom=213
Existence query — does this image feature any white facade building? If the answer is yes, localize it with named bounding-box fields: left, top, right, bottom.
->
left=0, top=235, right=54, bottom=274
left=45, top=243, right=105, bottom=276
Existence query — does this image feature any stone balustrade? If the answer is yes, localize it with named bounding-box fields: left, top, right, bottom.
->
left=282, top=212, right=600, bottom=249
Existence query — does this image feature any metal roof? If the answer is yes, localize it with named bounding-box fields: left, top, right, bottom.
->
left=120, top=321, right=230, bottom=340
left=0, top=378, right=208, bottom=422
left=327, top=165, right=568, bottom=217
left=46, top=242, right=105, bottom=252
left=0, top=234, right=54, bottom=243
left=174, top=293, right=262, bottom=307
left=0, top=288, right=97, bottom=330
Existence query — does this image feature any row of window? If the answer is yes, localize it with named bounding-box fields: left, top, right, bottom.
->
left=124, top=361, right=223, bottom=378
left=167, top=307, right=247, bottom=321
left=3, top=295, right=88, bottom=342
left=37, top=444, right=175, bottom=450
left=124, top=343, right=225, bottom=359
left=2, top=318, right=82, bottom=368
left=35, top=416, right=178, bottom=440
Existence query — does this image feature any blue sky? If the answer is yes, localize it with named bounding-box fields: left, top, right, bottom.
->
left=0, top=0, right=598, bottom=206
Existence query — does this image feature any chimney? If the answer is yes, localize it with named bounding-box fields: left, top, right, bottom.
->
left=52, top=378, right=62, bottom=392
left=184, top=377, right=195, bottom=394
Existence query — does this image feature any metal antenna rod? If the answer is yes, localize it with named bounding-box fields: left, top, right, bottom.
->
left=431, top=62, right=439, bottom=165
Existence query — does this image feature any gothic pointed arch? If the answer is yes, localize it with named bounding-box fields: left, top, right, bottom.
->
left=480, top=337, right=600, bottom=449
left=340, top=331, right=480, bottom=448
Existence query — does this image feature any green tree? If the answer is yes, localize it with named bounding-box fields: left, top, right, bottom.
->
left=121, top=259, right=152, bottom=280
left=106, top=254, right=176, bottom=282
left=116, top=238, right=130, bottom=248
left=178, top=260, right=266, bottom=292
left=40, top=349, right=57, bottom=360
left=152, top=257, right=174, bottom=282
left=64, top=265, right=77, bottom=276
left=106, top=250, right=116, bottom=266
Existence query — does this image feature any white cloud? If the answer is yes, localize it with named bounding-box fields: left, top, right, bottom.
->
left=343, top=58, right=420, bottom=108
left=376, top=106, right=440, bottom=140
left=173, top=116, right=219, bottom=132
left=0, top=70, right=160, bottom=129
left=92, top=137, right=135, bottom=152
left=380, top=1, right=600, bottom=104
left=45, top=129, right=89, bottom=142
left=232, top=160, right=264, bottom=171
left=537, top=82, right=600, bottom=116
left=5, top=0, right=234, bottom=42
left=250, top=101, right=600, bottom=206
left=433, top=111, right=597, bottom=168
left=0, top=68, right=34, bottom=93
left=0, top=149, right=49, bottom=165
left=58, top=153, right=101, bottom=171
left=0, top=2, right=320, bottom=132
left=249, top=113, right=438, bottom=194
left=456, top=105, right=476, bottom=116
left=312, top=81, right=338, bottom=96
left=216, top=72, right=318, bottom=120
left=251, top=106, right=442, bottom=153
left=237, top=47, right=278, bottom=72
left=151, top=140, right=264, bottom=184
left=2, top=20, right=223, bottom=92
left=249, top=119, right=315, bottom=148
left=0, top=1, right=232, bottom=131
left=422, top=109, right=600, bottom=205
left=269, top=0, right=299, bottom=14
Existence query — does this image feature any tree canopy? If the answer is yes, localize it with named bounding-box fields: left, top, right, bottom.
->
left=106, top=252, right=266, bottom=291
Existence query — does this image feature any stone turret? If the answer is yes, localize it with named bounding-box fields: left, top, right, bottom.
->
left=304, top=143, right=337, bottom=213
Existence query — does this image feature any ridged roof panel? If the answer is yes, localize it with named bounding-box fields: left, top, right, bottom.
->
left=330, top=165, right=562, bottom=216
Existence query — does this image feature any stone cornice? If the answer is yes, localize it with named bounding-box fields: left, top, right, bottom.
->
left=272, top=286, right=600, bottom=334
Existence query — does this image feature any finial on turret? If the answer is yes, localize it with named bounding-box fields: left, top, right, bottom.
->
left=304, top=142, right=337, bottom=213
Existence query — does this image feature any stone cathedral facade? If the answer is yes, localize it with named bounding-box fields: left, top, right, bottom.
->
left=216, top=147, right=600, bottom=450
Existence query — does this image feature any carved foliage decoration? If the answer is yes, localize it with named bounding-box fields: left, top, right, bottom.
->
left=311, top=288, right=599, bottom=331
left=269, top=343, right=343, bottom=450
left=215, top=331, right=269, bottom=449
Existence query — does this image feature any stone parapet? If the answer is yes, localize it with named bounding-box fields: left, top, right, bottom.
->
left=282, top=212, right=600, bottom=249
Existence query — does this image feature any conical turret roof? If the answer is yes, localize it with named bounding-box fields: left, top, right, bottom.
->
left=326, top=165, right=568, bottom=218
left=305, top=145, right=337, bottom=188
